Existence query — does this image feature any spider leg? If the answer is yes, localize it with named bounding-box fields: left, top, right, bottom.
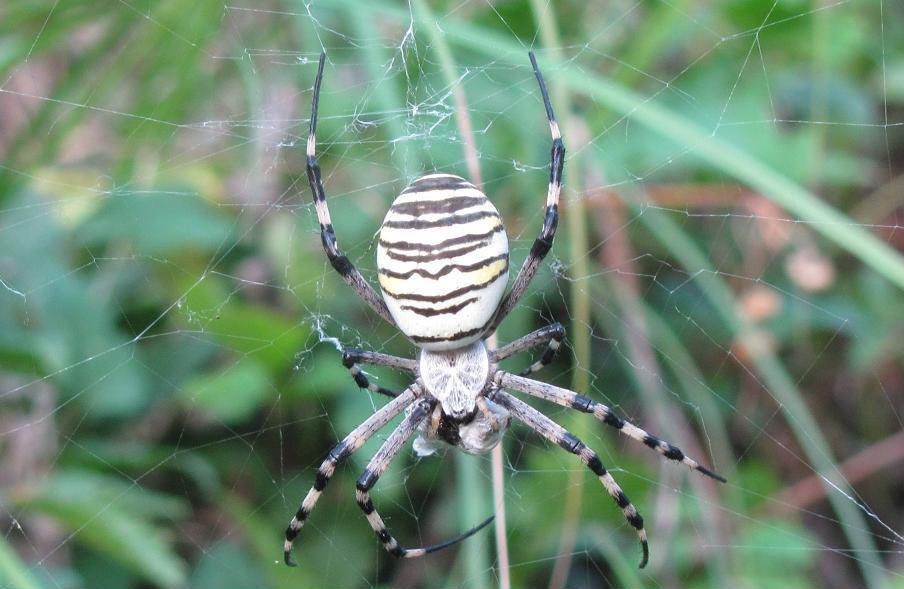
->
left=356, top=398, right=495, bottom=557
left=496, top=371, right=726, bottom=483
left=492, top=322, right=565, bottom=375
left=475, top=396, right=505, bottom=431
left=342, top=349, right=417, bottom=399
left=492, top=390, right=649, bottom=568
left=307, top=52, right=396, bottom=326
left=284, top=386, right=419, bottom=566
left=490, top=52, right=564, bottom=330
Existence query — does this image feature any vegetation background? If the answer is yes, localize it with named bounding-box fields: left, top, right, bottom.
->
left=1, top=1, right=903, bottom=588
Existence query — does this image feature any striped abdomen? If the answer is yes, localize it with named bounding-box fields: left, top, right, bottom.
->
left=377, top=174, right=509, bottom=350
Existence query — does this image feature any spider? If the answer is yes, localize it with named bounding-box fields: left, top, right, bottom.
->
left=284, top=51, right=726, bottom=569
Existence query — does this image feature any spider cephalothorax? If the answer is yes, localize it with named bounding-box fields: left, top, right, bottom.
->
left=284, top=51, right=725, bottom=570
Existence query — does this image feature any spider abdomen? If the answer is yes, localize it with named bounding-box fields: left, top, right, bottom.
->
left=377, top=174, right=509, bottom=350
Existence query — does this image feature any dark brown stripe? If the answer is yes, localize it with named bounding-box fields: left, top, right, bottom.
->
left=382, top=261, right=508, bottom=303
left=570, top=394, right=593, bottom=412
left=314, top=470, right=329, bottom=491
left=285, top=527, right=299, bottom=542
left=356, top=469, right=379, bottom=492
left=603, top=412, right=625, bottom=429
left=408, top=305, right=500, bottom=344
left=327, top=441, right=350, bottom=463
left=401, top=176, right=472, bottom=194
left=384, top=238, right=491, bottom=262
left=409, top=324, right=487, bottom=344
left=382, top=210, right=499, bottom=230
left=627, top=511, right=644, bottom=530
left=642, top=434, right=660, bottom=450
left=379, top=253, right=508, bottom=280
left=696, top=465, right=728, bottom=483
left=390, top=196, right=487, bottom=216
left=557, top=432, right=582, bottom=453
left=586, top=453, right=607, bottom=476
left=663, top=444, right=684, bottom=461
left=529, top=204, right=558, bottom=258
left=379, top=224, right=504, bottom=252
left=399, top=297, right=478, bottom=317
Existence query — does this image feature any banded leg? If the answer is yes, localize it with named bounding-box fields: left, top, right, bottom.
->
left=493, top=322, right=565, bottom=376
left=307, top=52, right=396, bottom=326
left=475, top=396, right=506, bottom=431
left=356, top=398, right=495, bottom=557
left=493, top=390, right=649, bottom=568
left=490, top=52, right=565, bottom=330
left=283, top=386, right=419, bottom=566
left=342, top=349, right=418, bottom=399
left=497, top=371, right=726, bottom=482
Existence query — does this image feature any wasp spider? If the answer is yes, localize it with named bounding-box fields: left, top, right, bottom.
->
left=284, top=51, right=726, bottom=569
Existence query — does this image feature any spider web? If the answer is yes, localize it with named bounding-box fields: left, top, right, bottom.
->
left=1, top=1, right=903, bottom=588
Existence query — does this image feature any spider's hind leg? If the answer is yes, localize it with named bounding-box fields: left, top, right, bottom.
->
left=497, top=371, right=727, bottom=483
left=284, top=387, right=419, bottom=566
left=355, top=398, right=495, bottom=557
left=305, top=52, right=397, bottom=326
left=493, top=390, right=649, bottom=568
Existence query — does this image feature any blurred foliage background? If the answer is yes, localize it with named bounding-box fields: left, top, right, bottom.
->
left=2, top=1, right=904, bottom=588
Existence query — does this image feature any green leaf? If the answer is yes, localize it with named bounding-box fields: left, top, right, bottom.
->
left=0, top=191, right=151, bottom=420
left=188, top=542, right=267, bottom=589
left=20, top=470, right=189, bottom=525
left=180, top=358, right=271, bottom=424
left=207, top=305, right=310, bottom=373
left=70, top=438, right=222, bottom=498
left=736, top=519, right=817, bottom=588
left=0, top=536, right=45, bottom=589
left=77, top=188, right=233, bottom=255
left=17, top=470, right=188, bottom=589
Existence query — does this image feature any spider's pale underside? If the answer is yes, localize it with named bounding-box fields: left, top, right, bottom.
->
left=284, top=51, right=726, bottom=569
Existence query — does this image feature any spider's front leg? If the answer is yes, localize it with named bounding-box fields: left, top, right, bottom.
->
left=490, top=52, right=565, bottom=330
left=306, top=52, right=396, bottom=326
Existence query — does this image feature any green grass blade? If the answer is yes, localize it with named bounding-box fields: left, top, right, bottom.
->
left=332, top=0, right=904, bottom=292
left=0, top=536, right=44, bottom=589
left=631, top=203, right=887, bottom=589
